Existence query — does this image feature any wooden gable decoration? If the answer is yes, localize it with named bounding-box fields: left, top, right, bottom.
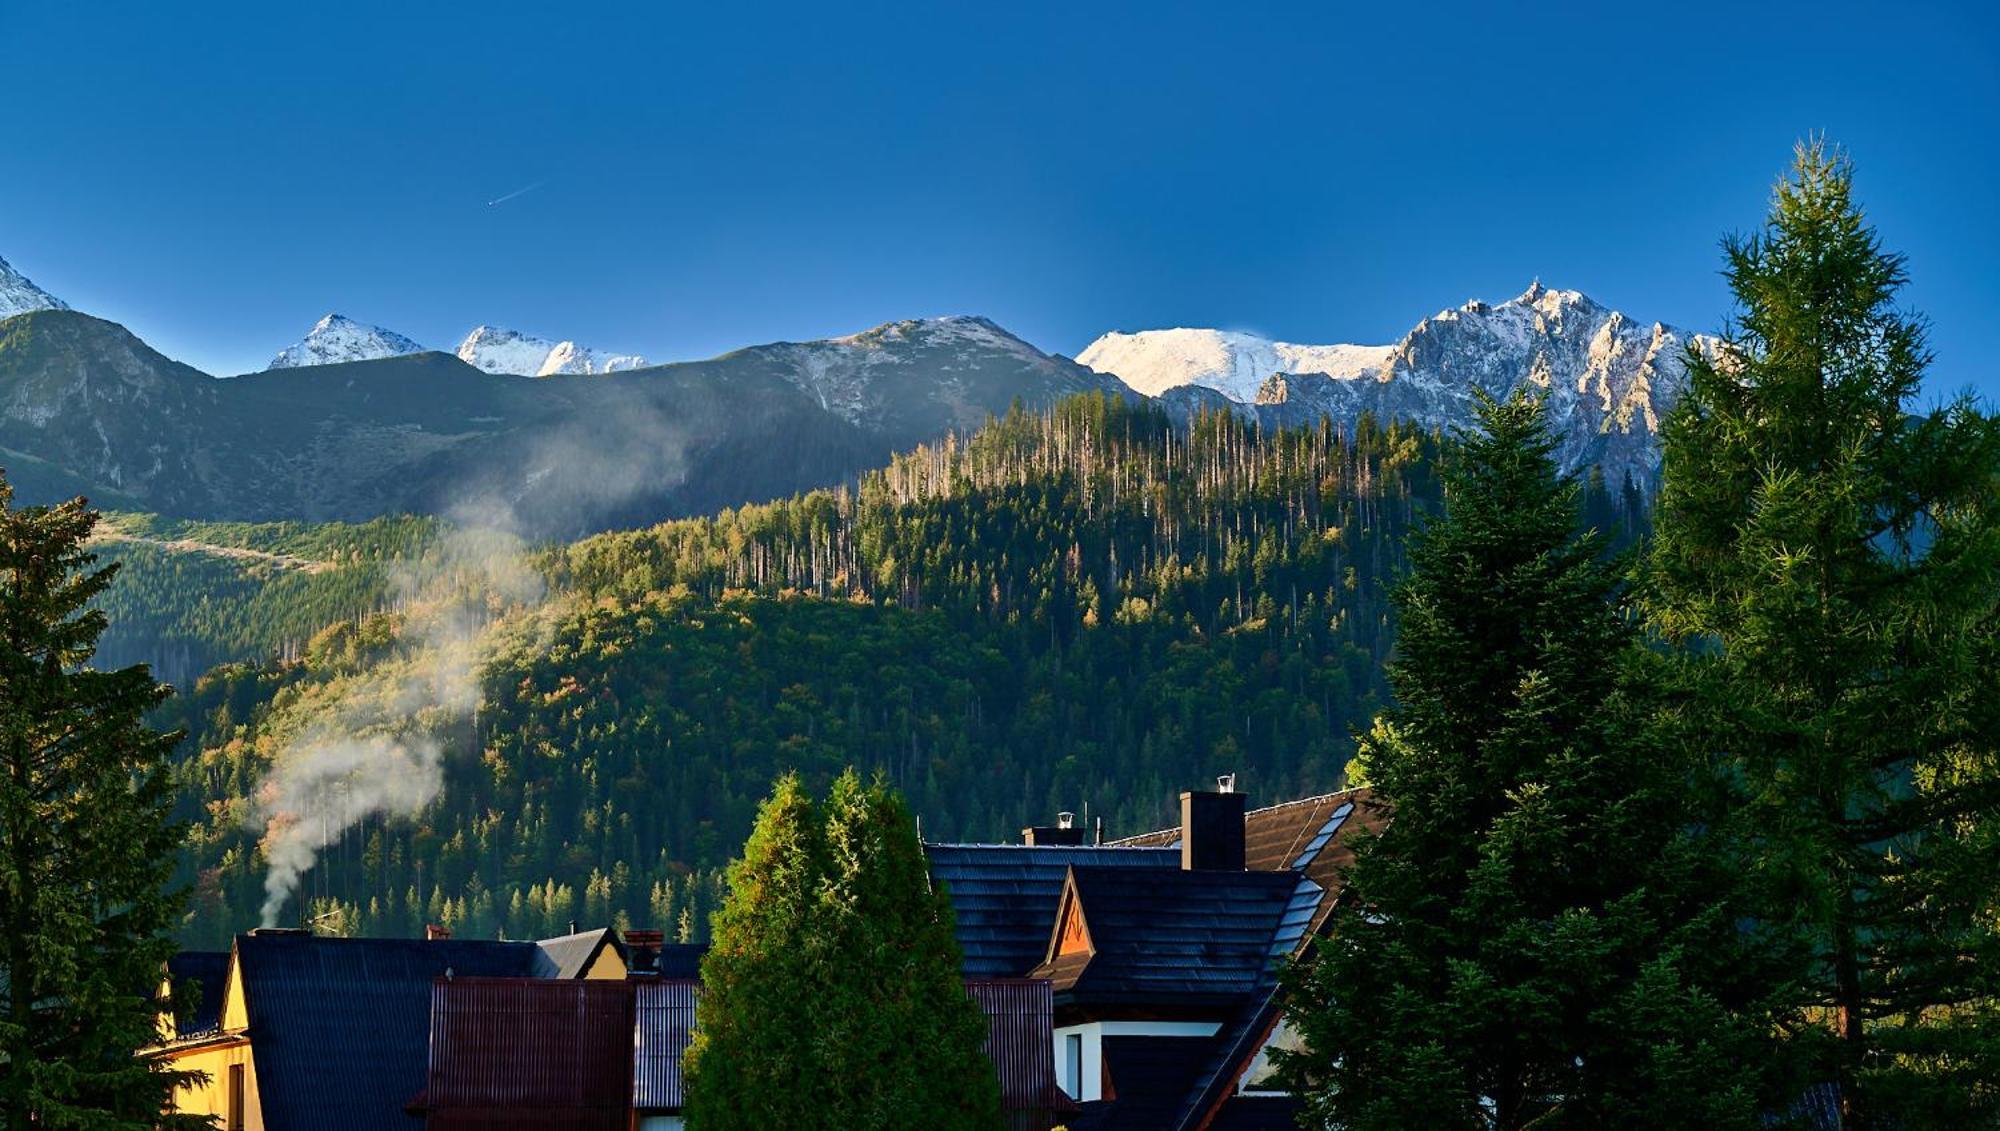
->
left=1048, top=868, right=1093, bottom=960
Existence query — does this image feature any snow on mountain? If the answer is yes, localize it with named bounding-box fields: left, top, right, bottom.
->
left=456, top=326, right=557, bottom=375
left=1079, top=328, right=1392, bottom=400
left=1081, top=282, right=1713, bottom=488
left=0, top=255, right=71, bottom=320
left=266, top=314, right=425, bottom=369
left=747, top=314, right=1123, bottom=436
left=538, top=340, right=650, bottom=376
left=456, top=326, right=649, bottom=376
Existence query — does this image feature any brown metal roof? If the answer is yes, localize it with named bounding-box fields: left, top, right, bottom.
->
left=967, top=978, right=1064, bottom=1123
left=421, top=978, right=635, bottom=1130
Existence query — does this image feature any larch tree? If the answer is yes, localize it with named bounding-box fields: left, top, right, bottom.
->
left=1281, top=391, right=1791, bottom=1129
left=0, top=475, right=205, bottom=1130
left=683, top=769, right=1001, bottom=1131
left=1646, top=140, right=2000, bottom=1128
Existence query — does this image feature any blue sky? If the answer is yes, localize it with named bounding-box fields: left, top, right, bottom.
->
left=1, top=1, right=1994, bottom=401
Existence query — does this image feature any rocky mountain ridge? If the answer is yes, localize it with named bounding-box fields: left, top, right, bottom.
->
left=1081, top=282, right=1712, bottom=487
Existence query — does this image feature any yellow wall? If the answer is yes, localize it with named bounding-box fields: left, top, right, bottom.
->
left=163, top=1038, right=262, bottom=1131
left=583, top=945, right=628, bottom=980
left=220, top=962, right=250, bottom=1031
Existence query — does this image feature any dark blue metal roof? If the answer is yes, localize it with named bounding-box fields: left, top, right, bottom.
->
left=166, top=950, right=230, bottom=1038
left=1070, top=1035, right=1221, bottom=1131
left=925, top=843, right=1179, bottom=978
left=233, top=932, right=544, bottom=1131
left=1035, top=866, right=1300, bottom=1007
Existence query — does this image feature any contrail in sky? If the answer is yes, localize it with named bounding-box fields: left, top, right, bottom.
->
left=486, top=180, right=545, bottom=207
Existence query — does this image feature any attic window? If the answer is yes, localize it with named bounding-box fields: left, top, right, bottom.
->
left=1288, top=803, right=1354, bottom=869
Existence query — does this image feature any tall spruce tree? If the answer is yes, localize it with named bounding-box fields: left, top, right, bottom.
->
left=1281, top=391, right=1788, bottom=1129
left=683, top=769, right=1001, bottom=1131
left=1646, top=140, right=2000, bottom=1127
left=0, top=477, right=202, bottom=1130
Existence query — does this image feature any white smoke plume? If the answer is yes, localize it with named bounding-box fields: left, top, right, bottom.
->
left=248, top=400, right=689, bottom=927
left=252, top=515, right=543, bottom=925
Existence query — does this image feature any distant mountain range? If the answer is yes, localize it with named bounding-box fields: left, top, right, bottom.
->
left=0, top=252, right=1706, bottom=535
left=266, top=315, right=649, bottom=376
left=1078, top=282, right=1712, bottom=490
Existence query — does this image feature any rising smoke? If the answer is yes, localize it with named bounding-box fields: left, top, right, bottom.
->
left=251, top=398, right=689, bottom=926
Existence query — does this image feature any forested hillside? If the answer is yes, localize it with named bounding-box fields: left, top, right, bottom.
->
left=157, top=395, right=1635, bottom=947
left=90, top=512, right=438, bottom=685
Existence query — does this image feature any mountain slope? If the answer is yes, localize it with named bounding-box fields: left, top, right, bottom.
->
left=0, top=310, right=1118, bottom=537
left=0, top=254, right=68, bottom=319
left=267, top=314, right=426, bottom=369
left=1081, top=283, right=1710, bottom=488
left=160, top=398, right=1474, bottom=944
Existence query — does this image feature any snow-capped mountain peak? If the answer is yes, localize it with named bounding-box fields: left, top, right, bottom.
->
left=266, top=314, right=425, bottom=370
left=456, top=326, right=557, bottom=375
left=1077, top=327, right=1392, bottom=400
left=0, top=255, right=71, bottom=320
left=456, top=326, right=649, bottom=376
left=1079, top=284, right=1714, bottom=488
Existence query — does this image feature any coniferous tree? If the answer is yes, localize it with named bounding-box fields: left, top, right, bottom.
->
left=683, top=770, right=1001, bottom=1131
left=1646, top=140, right=2000, bottom=1127
left=682, top=773, right=827, bottom=1129
left=813, top=771, right=1001, bottom=1128
left=0, top=477, right=203, bottom=1130
left=1282, top=392, right=1786, bottom=1129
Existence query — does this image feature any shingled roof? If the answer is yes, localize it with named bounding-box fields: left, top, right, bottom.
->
left=1111, top=787, right=1380, bottom=938
left=925, top=843, right=1179, bottom=978
left=1031, top=866, right=1302, bottom=1009
left=165, top=951, right=231, bottom=1038
left=233, top=932, right=546, bottom=1131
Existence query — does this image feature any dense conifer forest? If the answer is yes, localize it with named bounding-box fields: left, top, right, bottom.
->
left=140, top=395, right=1634, bottom=947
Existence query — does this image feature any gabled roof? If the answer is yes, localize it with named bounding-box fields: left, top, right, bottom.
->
left=165, top=951, right=230, bottom=1038
left=925, top=843, right=1180, bottom=978
left=1111, top=787, right=1381, bottom=938
left=533, top=927, right=618, bottom=979
left=233, top=932, right=546, bottom=1131
left=1031, top=866, right=1301, bottom=1007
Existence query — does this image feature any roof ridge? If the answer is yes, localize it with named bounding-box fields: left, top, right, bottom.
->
left=1107, top=786, right=1369, bottom=846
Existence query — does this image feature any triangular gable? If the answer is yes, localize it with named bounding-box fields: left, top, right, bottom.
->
left=1043, top=867, right=1094, bottom=965
left=220, top=947, right=249, bottom=1032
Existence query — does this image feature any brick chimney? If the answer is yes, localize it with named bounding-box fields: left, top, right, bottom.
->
left=1022, top=810, right=1085, bottom=846
left=622, top=928, right=666, bottom=976
left=425, top=923, right=453, bottom=941
left=1180, top=775, right=1246, bottom=871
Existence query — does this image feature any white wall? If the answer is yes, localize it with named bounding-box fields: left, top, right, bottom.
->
left=1051, top=1020, right=1221, bottom=1102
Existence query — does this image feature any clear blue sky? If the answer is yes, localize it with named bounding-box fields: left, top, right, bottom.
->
left=1, top=1, right=1993, bottom=401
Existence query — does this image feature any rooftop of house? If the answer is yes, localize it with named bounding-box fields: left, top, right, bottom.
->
left=164, top=950, right=230, bottom=1038
left=419, top=978, right=637, bottom=1129
left=1032, top=866, right=1305, bottom=1008
left=233, top=932, right=551, bottom=1130
left=925, top=843, right=1181, bottom=978
left=1111, top=786, right=1379, bottom=938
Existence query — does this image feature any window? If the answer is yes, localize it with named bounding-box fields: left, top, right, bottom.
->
left=1240, top=1019, right=1304, bottom=1095
left=227, top=1063, right=245, bottom=1131
left=1064, top=1032, right=1083, bottom=1100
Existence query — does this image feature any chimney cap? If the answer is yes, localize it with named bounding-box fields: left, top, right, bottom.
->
left=1057, top=811, right=1075, bottom=830
left=1217, top=773, right=1237, bottom=794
